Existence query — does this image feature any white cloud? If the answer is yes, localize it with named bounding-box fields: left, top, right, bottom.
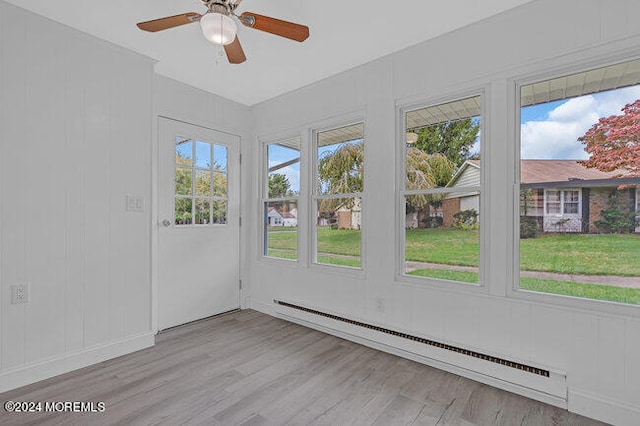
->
left=269, top=163, right=300, bottom=193
left=521, top=87, right=640, bottom=160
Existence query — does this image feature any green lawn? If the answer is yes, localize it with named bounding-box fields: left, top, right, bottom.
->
left=408, top=268, right=640, bottom=305
left=520, top=233, right=640, bottom=276
left=266, top=229, right=361, bottom=267
left=268, top=228, right=640, bottom=275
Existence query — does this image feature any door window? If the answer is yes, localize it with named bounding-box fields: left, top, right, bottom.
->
left=174, top=137, right=228, bottom=225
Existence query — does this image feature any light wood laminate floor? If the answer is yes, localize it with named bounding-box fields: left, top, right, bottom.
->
left=0, top=309, right=607, bottom=425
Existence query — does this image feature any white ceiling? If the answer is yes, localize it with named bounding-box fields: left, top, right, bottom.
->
left=4, top=0, right=534, bottom=106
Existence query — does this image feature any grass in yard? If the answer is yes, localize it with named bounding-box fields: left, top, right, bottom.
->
left=266, top=228, right=361, bottom=267
left=266, top=249, right=297, bottom=260
left=266, top=230, right=297, bottom=251
left=408, top=268, right=640, bottom=304
left=316, top=228, right=361, bottom=257
left=520, top=276, right=640, bottom=305
left=408, top=268, right=478, bottom=283
left=405, top=228, right=640, bottom=276
left=520, top=233, right=640, bottom=276
left=405, top=229, right=479, bottom=267
left=317, top=255, right=361, bottom=268
left=267, top=227, right=640, bottom=276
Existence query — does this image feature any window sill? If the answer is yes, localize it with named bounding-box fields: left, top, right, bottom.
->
left=396, top=272, right=486, bottom=295
left=509, top=287, right=640, bottom=318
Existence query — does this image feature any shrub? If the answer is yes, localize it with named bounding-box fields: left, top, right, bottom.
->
left=453, top=209, right=478, bottom=230
left=422, top=216, right=443, bottom=228
left=520, top=216, right=539, bottom=239
left=595, top=191, right=636, bottom=234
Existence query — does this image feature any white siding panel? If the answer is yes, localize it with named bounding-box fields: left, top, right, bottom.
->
left=1, top=7, right=28, bottom=370
left=597, top=316, right=626, bottom=402
left=570, top=312, right=598, bottom=390
left=0, top=1, right=154, bottom=384
left=625, top=319, right=640, bottom=407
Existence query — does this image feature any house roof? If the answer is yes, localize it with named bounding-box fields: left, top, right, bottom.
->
left=520, top=160, right=621, bottom=184
left=448, top=159, right=634, bottom=189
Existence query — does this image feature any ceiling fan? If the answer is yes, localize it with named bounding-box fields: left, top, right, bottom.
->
left=136, top=0, right=309, bottom=64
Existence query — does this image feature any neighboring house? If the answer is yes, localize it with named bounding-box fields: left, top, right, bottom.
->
left=267, top=207, right=298, bottom=227
left=337, top=198, right=362, bottom=230
left=446, top=159, right=639, bottom=233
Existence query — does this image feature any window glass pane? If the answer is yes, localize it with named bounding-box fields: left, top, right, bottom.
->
left=194, top=199, right=211, bottom=225
left=175, top=138, right=193, bottom=166
left=175, top=198, right=192, bottom=225
left=317, top=124, right=364, bottom=195
left=195, top=141, right=211, bottom=168
left=316, top=197, right=361, bottom=268
left=403, top=96, right=481, bottom=285
left=214, top=145, right=228, bottom=172
left=404, top=192, right=479, bottom=283
left=519, top=59, right=640, bottom=305
left=268, top=139, right=300, bottom=198
left=264, top=201, right=298, bottom=260
left=212, top=200, right=227, bottom=224
left=175, top=167, right=192, bottom=196
left=213, top=172, right=227, bottom=196
left=405, top=96, right=481, bottom=191
left=195, top=170, right=211, bottom=197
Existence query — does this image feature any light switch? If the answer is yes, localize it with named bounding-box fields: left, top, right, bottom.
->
left=126, top=195, right=145, bottom=212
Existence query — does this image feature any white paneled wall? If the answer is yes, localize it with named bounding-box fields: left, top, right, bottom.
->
left=248, top=1, right=640, bottom=424
left=0, top=1, right=154, bottom=390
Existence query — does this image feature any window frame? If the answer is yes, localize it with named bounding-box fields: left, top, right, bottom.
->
left=174, top=137, right=229, bottom=227
left=396, top=90, right=488, bottom=290
left=260, top=136, right=302, bottom=263
left=543, top=189, right=581, bottom=217
left=510, top=56, right=640, bottom=316
left=311, top=118, right=366, bottom=273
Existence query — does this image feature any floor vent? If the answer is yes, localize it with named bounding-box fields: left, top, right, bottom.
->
left=274, top=299, right=549, bottom=378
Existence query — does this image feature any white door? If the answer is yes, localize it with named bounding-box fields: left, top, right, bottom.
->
left=158, top=118, right=240, bottom=330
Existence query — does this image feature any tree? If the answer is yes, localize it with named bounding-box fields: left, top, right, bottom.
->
left=317, top=141, right=363, bottom=212
left=405, top=150, right=455, bottom=211
left=268, top=173, right=292, bottom=198
left=412, top=118, right=480, bottom=167
left=579, top=99, right=640, bottom=177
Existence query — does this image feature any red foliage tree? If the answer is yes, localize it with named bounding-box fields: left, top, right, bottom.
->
left=578, top=99, right=640, bottom=177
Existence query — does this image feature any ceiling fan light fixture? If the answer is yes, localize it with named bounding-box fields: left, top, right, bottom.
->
left=200, top=12, right=237, bottom=45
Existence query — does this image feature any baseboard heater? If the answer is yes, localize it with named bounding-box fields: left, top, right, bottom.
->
left=274, top=299, right=549, bottom=378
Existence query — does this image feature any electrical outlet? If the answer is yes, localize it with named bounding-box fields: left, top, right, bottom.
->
left=375, top=297, right=385, bottom=313
left=11, top=283, right=30, bottom=304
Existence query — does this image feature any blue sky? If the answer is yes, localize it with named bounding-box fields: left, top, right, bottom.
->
left=520, top=85, right=640, bottom=159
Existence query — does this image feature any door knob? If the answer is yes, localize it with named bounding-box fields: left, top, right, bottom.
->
left=162, top=219, right=171, bottom=227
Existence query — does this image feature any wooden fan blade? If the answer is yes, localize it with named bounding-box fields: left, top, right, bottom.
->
left=137, top=13, right=201, bottom=32
left=224, top=36, right=247, bottom=64
left=239, top=12, right=309, bottom=42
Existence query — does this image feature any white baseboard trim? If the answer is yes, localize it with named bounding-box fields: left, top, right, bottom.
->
left=569, top=389, right=640, bottom=426
left=251, top=299, right=567, bottom=408
left=0, top=332, right=155, bottom=394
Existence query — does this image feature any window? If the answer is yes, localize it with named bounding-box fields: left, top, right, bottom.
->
left=518, top=58, right=640, bottom=305
left=401, top=96, right=482, bottom=284
left=544, top=189, right=580, bottom=216
left=314, top=123, right=364, bottom=268
left=263, top=138, right=300, bottom=260
left=175, top=137, right=227, bottom=225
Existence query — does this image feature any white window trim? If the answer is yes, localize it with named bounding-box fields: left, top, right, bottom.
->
left=260, top=136, right=302, bottom=263
left=310, top=118, right=366, bottom=274
left=510, top=55, right=640, bottom=317
left=396, top=90, right=488, bottom=291
left=543, top=188, right=581, bottom=217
